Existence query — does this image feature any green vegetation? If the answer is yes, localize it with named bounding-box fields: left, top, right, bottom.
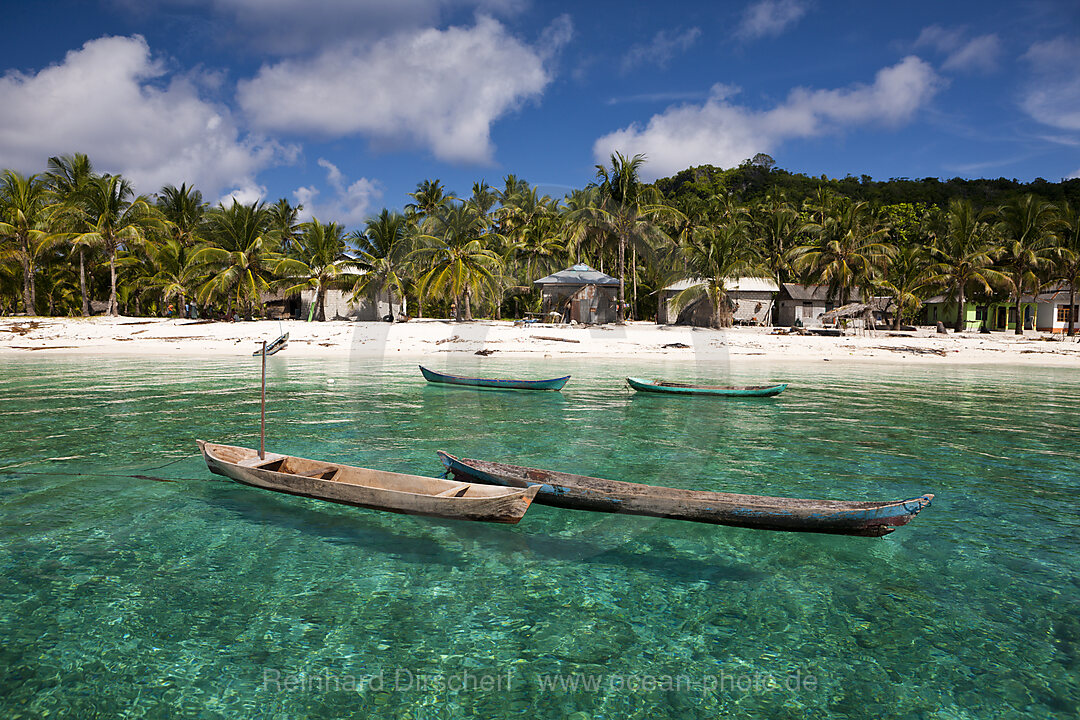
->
left=2, top=151, right=1079, bottom=332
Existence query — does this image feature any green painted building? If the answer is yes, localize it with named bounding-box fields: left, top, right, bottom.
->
left=921, top=296, right=1037, bottom=331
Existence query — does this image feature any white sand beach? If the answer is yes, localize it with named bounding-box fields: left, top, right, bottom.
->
left=2, top=316, right=1080, bottom=366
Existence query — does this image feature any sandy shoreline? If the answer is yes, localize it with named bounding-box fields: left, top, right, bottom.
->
left=2, top=316, right=1080, bottom=367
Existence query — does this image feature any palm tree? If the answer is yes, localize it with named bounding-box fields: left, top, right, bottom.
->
left=351, top=209, right=410, bottom=319
left=410, top=203, right=502, bottom=321
left=268, top=198, right=303, bottom=255
left=671, top=221, right=767, bottom=328
left=792, top=196, right=892, bottom=306
left=929, top=199, right=1005, bottom=332
left=878, top=244, right=935, bottom=330
left=406, top=179, right=455, bottom=219
left=142, top=237, right=198, bottom=317
left=275, top=218, right=353, bottom=321
left=997, top=195, right=1058, bottom=335
left=573, top=152, right=681, bottom=323
left=46, top=153, right=97, bottom=315
left=1053, top=201, right=1080, bottom=335
left=0, top=171, right=54, bottom=314
left=157, top=183, right=207, bottom=248
left=69, top=175, right=163, bottom=316
left=750, top=195, right=808, bottom=287
left=191, top=200, right=280, bottom=318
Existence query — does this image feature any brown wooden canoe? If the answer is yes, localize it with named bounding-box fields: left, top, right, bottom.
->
left=198, top=441, right=539, bottom=524
left=438, top=452, right=933, bottom=537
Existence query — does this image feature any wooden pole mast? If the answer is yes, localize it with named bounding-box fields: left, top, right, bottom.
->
left=260, top=340, right=266, bottom=459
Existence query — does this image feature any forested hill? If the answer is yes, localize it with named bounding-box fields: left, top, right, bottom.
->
left=652, top=156, right=1080, bottom=209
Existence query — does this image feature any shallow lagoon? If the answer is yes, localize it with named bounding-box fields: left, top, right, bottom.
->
left=0, top=353, right=1077, bottom=719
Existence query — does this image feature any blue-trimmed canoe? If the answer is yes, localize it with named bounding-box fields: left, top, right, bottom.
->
left=627, top=377, right=786, bottom=397
left=420, top=365, right=570, bottom=391
left=438, top=452, right=933, bottom=537
left=253, top=332, right=289, bottom=356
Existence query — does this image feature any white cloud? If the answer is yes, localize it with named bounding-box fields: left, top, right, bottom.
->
left=0, top=35, right=292, bottom=200
left=238, top=16, right=570, bottom=164
left=915, top=25, right=999, bottom=73
left=737, top=0, right=809, bottom=40
left=1021, top=37, right=1080, bottom=131
left=621, top=28, right=701, bottom=72
left=292, top=158, right=382, bottom=227
left=914, top=25, right=963, bottom=54
left=593, top=56, right=942, bottom=179
left=120, top=0, right=529, bottom=54
left=942, top=35, right=1000, bottom=73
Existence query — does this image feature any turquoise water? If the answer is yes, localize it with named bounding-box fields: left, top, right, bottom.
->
left=0, top=354, right=1077, bottom=719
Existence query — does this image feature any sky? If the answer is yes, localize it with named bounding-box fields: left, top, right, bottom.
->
left=0, top=0, right=1077, bottom=230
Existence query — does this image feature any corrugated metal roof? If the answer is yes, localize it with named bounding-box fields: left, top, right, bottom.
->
left=781, top=283, right=836, bottom=301
left=534, top=264, right=620, bottom=286
left=663, top=277, right=779, bottom=292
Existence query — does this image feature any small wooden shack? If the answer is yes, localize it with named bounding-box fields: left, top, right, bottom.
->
left=534, top=264, right=620, bottom=324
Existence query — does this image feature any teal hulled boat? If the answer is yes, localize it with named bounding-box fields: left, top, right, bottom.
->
left=627, top=377, right=786, bottom=397
left=419, top=365, right=570, bottom=391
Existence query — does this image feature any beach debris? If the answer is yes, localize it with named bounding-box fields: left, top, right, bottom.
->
left=475, top=349, right=496, bottom=356
left=874, top=346, right=948, bottom=356
left=435, top=335, right=462, bottom=345
left=662, top=342, right=690, bottom=349
left=534, top=335, right=580, bottom=343
left=1, top=321, right=43, bottom=335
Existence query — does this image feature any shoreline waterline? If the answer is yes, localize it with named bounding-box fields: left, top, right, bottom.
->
left=3, top=316, right=1080, bottom=366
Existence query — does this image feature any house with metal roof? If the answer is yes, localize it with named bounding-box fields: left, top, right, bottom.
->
left=773, top=284, right=849, bottom=326
left=534, top=264, right=620, bottom=324
left=658, top=277, right=779, bottom=326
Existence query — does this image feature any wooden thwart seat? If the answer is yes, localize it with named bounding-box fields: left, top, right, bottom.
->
left=298, top=466, right=338, bottom=479
left=435, top=483, right=470, bottom=497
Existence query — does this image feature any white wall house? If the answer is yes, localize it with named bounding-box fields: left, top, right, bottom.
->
left=1035, top=287, right=1078, bottom=333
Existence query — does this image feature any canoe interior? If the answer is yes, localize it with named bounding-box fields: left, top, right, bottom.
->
left=653, top=381, right=782, bottom=391
left=202, top=441, right=518, bottom=499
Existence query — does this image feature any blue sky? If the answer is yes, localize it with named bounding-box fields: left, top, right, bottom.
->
left=0, top=0, right=1077, bottom=230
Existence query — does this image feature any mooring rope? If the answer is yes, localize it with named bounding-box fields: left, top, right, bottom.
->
left=0, top=454, right=207, bottom=483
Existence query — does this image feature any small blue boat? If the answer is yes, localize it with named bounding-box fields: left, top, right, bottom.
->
left=419, top=365, right=570, bottom=391
left=627, top=377, right=786, bottom=397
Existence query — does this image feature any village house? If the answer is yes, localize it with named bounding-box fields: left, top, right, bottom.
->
left=773, top=284, right=850, bottom=326
left=534, top=264, right=620, bottom=324
left=657, top=278, right=779, bottom=326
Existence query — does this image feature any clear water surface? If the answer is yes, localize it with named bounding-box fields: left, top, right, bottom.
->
left=0, top=353, right=1077, bottom=719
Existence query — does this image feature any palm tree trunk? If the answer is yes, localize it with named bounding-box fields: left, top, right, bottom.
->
left=464, top=288, right=473, bottom=321
left=954, top=286, right=966, bottom=332
left=108, top=249, right=118, bottom=316
left=1014, top=294, right=1023, bottom=335
left=317, top=285, right=326, bottom=322
left=79, top=248, right=89, bottom=316
left=631, top=246, right=637, bottom=321
left=617, top=234, right=626, bottom=324
left=20, top=252, right=33, bottom=315
left=387, top=287, right=395, bottom=320
left=1069, top=288, right=1076, bottom=336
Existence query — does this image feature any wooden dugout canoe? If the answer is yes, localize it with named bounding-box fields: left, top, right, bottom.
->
left=419, top=365, right=570, bottom=391
left=198, top=441, right=539, bottom=524
left=627, top=377, right=787, bottom=397
left=437, top=452, right=933, bottom=537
